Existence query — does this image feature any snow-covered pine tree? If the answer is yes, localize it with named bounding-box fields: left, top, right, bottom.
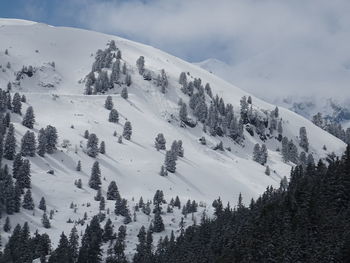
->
left=155, top=133, right=166, bottom=151
left=22, top=189, right=34, bottom=210
left=122, top=121, right=132, bottom=140
left=39, top=197, right=46, bottom=211
left=87, top=133, right=99, bottom=157
left=179, top=103, right=188, bottom=123
left=104, top=95, right=114, bottom=110
left=4, top=123, right=16, bottom=160
left=160, top=165, right=168, bottom=176
left=42, top=212, right=51, bottom=228
left=107, top=181, right=121, bottom=201
left=253, top=143, right=261, bottom=163
left=22, top=106, right=35, bottom=129
left=121, top=87, right=128, bottom=99
left=157, top=69, right=168, bottom=94
left=45, top=125, right=58, bottom=154
left=136, top=56, right=145, bottom=75
left=100, top=141, right=106, bottom=154
left=37, top=128, right=47, bottom=157
left=20, top=131, right=36, bottom=157
left=76, top=160, right=81, bottom=171
left=89, top=161, right=101, bottom=190
left=12, top=93, right=22, bottom=115
left=299, top=127, right=309, bottom=152
left=164, top=150, right=176, bottom=173
left=109, top=108, right=119, bottom=123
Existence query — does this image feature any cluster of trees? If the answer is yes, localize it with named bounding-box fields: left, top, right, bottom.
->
left=312, top=112, right=350, bottom=144
left=85, top=40, right=132, bottom=95
left=149, top=146, right=350, bottom=262
left=252, top=143, right=268, bottom=165
left=163, top=140, right=184, bottom=173
left=178, top=72, right=284, bottom=146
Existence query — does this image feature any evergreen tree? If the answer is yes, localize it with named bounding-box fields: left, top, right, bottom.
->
left=89, top=161, right=101, bottom=190
left=265, top=165, right=271, bottom=175
left=45, top=125, right=58, bottom=154
left=22, top=189, right=34, bottom=210
left=133, top=226, right=148, bottom=263
left=3, top=216, right=11, bottom=232
left=153, top=209, right=165, bottom=232
left=122, top=121, right=132, bottom=140
left=136, top=56, right=145, bottom=75
left=108, top=109, right=119, bottom=123
left=157, top=69, right=168, bottom=93
left=107, top=181, right=121, bottom=201
left=84, top=130, right=89, bottom=139
left=49, top=232, right=73, bottom=263
left=76, top=160, right=81, bottom=171
left=37, top=128, right=47, bottom=157
left=87, top=133, right=99, bottom=157
left=102, top=218, right=114, bottom=242
left=99, top=141, right=105, bottom=154
left=299, top=127, right=309, bottom=152
left=121, top=87, right=128, bottom=99
left=155, top=133, right=166, bottom=150
left=22, top=106, right=35, bottom=129
left=39, top=197, right=46, bottom=211
left=69, top=226, right=79, bottom=262
left=20, top=130, right=36, bottom=157
left=104, top=96, right=114, bottom=110
left=12, top=153, right=23, bottom=179
left=179, top=103, right=188, bottom=123
left=164, top=150, right=176, bottom=173
left=12, top=92, right=22, bottom=115
left=4, top=123, right=16, bottom=160
left=160, top=165, right=168, bottom=176
left=42, top=212, right=51, bottom=228
left=253, top=143, right=261, bottom=163
left=77, top=216, right=103, bottom=263
left=17, top=159, right=31, bottom=191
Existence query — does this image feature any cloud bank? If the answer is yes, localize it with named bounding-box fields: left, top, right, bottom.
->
left=21, top=0, right=350, bottom=98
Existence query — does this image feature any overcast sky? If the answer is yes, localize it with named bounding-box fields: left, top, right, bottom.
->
left=1, top=0, right=350, bottom=98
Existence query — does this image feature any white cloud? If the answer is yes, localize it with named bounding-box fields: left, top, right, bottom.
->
left=23, top=0, right=350, bottom=97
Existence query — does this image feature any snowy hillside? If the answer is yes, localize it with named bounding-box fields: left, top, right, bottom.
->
left=0, top=18, right=346, bottom=260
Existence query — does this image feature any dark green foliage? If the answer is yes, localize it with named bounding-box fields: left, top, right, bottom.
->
left=104, top=95, right=114, bottom=110
left=107, top=181, right=121, bottom=201
left=121, top=87, right=128, bottom=99
left=48, top=232, right=73, bottom=263
left=20, top=130, right=36, bottom=157
left=12, top=92, right=22, bottom=115
left=22, top=189, right=34, bottom=210
left=22, top=106, right=35, bottom=129
left=99, top=141, right=105, bottom=154
left=39, top=197, right=46, bottom=211
left=37, top=128, right=47, bottom=157
left=155, top=133, right=166, bottom=151
left=42, top=212, right=51, bottom=228
left=3, top=216, right=11, bottom=232
left=122, top=121, right=132, bottom=140
left=45, top=125, right=58, bottom=154
left=152, top=147, right=350, bottom=263
left=4, top=123, right=16, bottom=160
left=87, top=133, right=99, bottom=157
left=76, top=160, right=81, bottom=171
left=77, top=215, right=103, bottom=263
left=89, top=161, right=101, bottom=190
left=108, top=109, right=119, bottom=123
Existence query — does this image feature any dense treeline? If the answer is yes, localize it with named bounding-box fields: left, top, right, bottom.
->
left=152, top=146, right=350, bottom=263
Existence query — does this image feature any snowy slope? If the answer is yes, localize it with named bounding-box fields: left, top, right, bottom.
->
left=0, top=18, right=346, bottom=256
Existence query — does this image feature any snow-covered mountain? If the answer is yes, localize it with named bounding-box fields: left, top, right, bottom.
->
left=0, top=18, right=345, bottom=259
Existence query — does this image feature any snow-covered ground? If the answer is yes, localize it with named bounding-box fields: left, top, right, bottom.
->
left=0, top=18, right=346, bottom=257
